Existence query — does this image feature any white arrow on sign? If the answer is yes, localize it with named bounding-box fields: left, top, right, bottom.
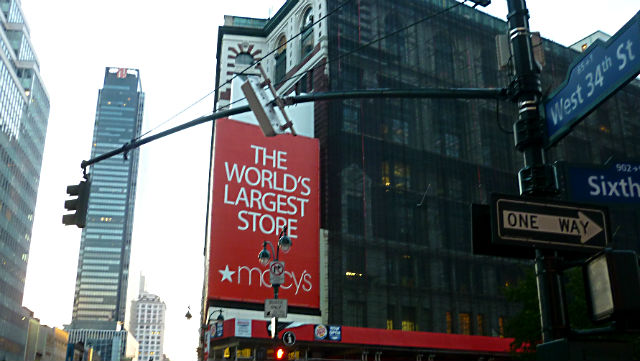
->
left=502, top=210, right=603, bottom=243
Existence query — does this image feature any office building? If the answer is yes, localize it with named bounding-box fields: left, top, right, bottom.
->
left=67, top=329, right=138, bottom=361
left=36, top=326, right=69, bottom=361
left=70, top=67, right=144, bottom=330
left=20, top=310, right=69, bottom=361
left=129, top=276, right=166, bottom=361
left=0, top=0, right=50, bottom=358
left=211, top=0, right=640, bottom=348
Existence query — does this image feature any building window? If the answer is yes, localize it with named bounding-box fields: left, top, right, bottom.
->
left=297, top=69, right=313, bottom=93
left=387, top=305, right=395, bottom=330
left=459, top=313, right=471, bottom=335
left=235, top=53, right=254, bottom=67
left=444, top=132, right=461, bottom=158
left=419, top=308, right=432, bottom=332
left=345, top=301, right=366, bottom=327
left=346, top=194, right=364, bottom=235
left=342, top=101, right=359, bottom=133
left=382, top=118, right=409, bottom=145
left=446, top=311, right=453, bottom=334
left=300, top=7, right=314, bottom=59
left=498, top=316, right=505, bottom=337
left=401, top=307, right=416, bottom=331
left=384, top=15, right=406, bottom=61
left=275, top=35, right=287, bottom=83
left=399, top=254, right=414, bottom=287
left=477, top=314, right=485, bottom=336
left=381, top=161, right=411, bottom=189
left=395, top=162, right=410, bottom=189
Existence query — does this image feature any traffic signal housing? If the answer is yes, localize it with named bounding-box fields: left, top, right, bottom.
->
left=583, top=249, right=640, bottom=329
left=62, top=177, right=91, bottom=228
left=470, top=0, right=490, bottom=6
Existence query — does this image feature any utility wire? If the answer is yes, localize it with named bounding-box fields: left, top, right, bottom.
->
left=267, top=0, right=467, bottom=90
left=214, top=0, right=355, bottom=111
left=107, top=0, right=475, bottom=168
left=134, top=0, right=355, bottom=142
left=224, top=0, right=468, bottom=110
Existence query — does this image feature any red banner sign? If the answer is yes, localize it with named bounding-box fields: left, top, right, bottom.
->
left=208, top=118, right=320, bottom=308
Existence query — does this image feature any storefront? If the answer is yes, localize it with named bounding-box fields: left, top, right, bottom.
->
left=207, top=319, right=514, bottom=361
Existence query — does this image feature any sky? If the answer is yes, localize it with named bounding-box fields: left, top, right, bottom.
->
left=19, top=0, right=638, bottom=360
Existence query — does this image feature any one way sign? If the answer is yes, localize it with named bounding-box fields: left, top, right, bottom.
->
left=491, top=194, right=610, bottom=252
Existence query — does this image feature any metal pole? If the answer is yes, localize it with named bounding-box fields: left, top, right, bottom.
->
left=273, top=237, right=280, bottom=339
left=506, top=0, right=567, bottom=343
left=80, top=88, right=507, bottom=170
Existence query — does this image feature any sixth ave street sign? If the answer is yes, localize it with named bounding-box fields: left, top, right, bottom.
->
left=491, top=194, right=609, bottom=252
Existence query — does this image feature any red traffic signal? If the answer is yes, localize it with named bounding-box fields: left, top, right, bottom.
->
left=275, top=348, right=286, bottom=360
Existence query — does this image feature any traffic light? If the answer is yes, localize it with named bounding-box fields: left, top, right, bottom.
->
left=62, top=176, right=91, bottom=228
left=583, top=249, right=640, bottom=329
left=274, top=347, right=286, bottom=361
left=470, top=0, right=490, bottom=6
left=241, top=76, right=283, bottom=137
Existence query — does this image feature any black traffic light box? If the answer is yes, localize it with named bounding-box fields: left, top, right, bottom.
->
left=62, top=176, right=91, bottom=228
left=583, top=249, right=640, bottom=329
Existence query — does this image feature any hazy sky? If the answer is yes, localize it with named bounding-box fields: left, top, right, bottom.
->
left=20, top=0, right=638, bottom=360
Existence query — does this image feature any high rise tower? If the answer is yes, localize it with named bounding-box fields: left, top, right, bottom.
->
left=0, top=0, right=50, bottom=358
left=70, top=67, right=144, bottom=330
left=129, top=276, right=167, bottom=361
left=212, top=0, right=640, bottom=338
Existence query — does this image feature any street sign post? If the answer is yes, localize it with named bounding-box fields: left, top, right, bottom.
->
left=265, top=298, right=288, bottom=318
left=544, top=11, right=640, bottom=148
left=269, top=261, right=285, bottom=285
left=491, top=194, right=609, bottom=252
left=557, top=161, right=640, bottom=206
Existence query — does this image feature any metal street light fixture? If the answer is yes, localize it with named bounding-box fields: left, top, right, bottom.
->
left=258, top=226, right=293, bottom=265
left=258, top=226, right=292, bottom=338
left=278, top=232, right=292, bottom=253
left=258, top=245, right=272, bottom=266
left=208, top=308, right=224, bottom=327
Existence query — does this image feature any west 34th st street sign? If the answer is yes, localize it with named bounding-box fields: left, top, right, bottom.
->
left=491, top=194, right=610, bottom=252
left=544, top=10, right=640, bottom=148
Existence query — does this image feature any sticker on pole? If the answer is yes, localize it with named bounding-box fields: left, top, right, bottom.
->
left=265, top=298, right=287, bottom=318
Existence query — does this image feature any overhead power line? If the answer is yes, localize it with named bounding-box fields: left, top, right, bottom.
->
left=88, top=0, right=481, bottom=171
left=135, top=0, right=355, bottom=142
left=80, top=86, right=507, bottom=170
left=137, top=0, right=463, bottom=141
left=236, top=0, right=467, bottom=105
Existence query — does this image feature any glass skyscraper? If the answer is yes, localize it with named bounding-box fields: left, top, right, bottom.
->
left=0, top=0, right=50, bottom=358
left=70, top=67, right=144, bottom=331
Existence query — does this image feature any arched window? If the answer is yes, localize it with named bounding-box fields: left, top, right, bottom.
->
left=235, top=53, right=254, bottom=67
left=275, top=35, right=287, bottom=82
left=384, top=15, right=406, bottom=62
left=300, top=7, right=314, bottom=59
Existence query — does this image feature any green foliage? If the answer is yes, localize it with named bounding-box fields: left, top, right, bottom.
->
left=502, top=265, right=596, bottom=358
left=564, top=267, right=597, bottom=330
left=503, top=265, right=539, bottom=357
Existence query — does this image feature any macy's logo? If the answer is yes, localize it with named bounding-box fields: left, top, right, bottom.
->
left=218, top=265, right=312, bottom=295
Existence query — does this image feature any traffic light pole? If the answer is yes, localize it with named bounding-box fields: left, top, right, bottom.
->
left=79, top=88, right=507, bottom=171
left=506, top=0, right=568, bottom=343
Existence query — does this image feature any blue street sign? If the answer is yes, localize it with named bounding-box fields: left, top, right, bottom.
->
left=560, top=161, right=640, bottom=205
left=544, top=11, right=640, bottom=148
